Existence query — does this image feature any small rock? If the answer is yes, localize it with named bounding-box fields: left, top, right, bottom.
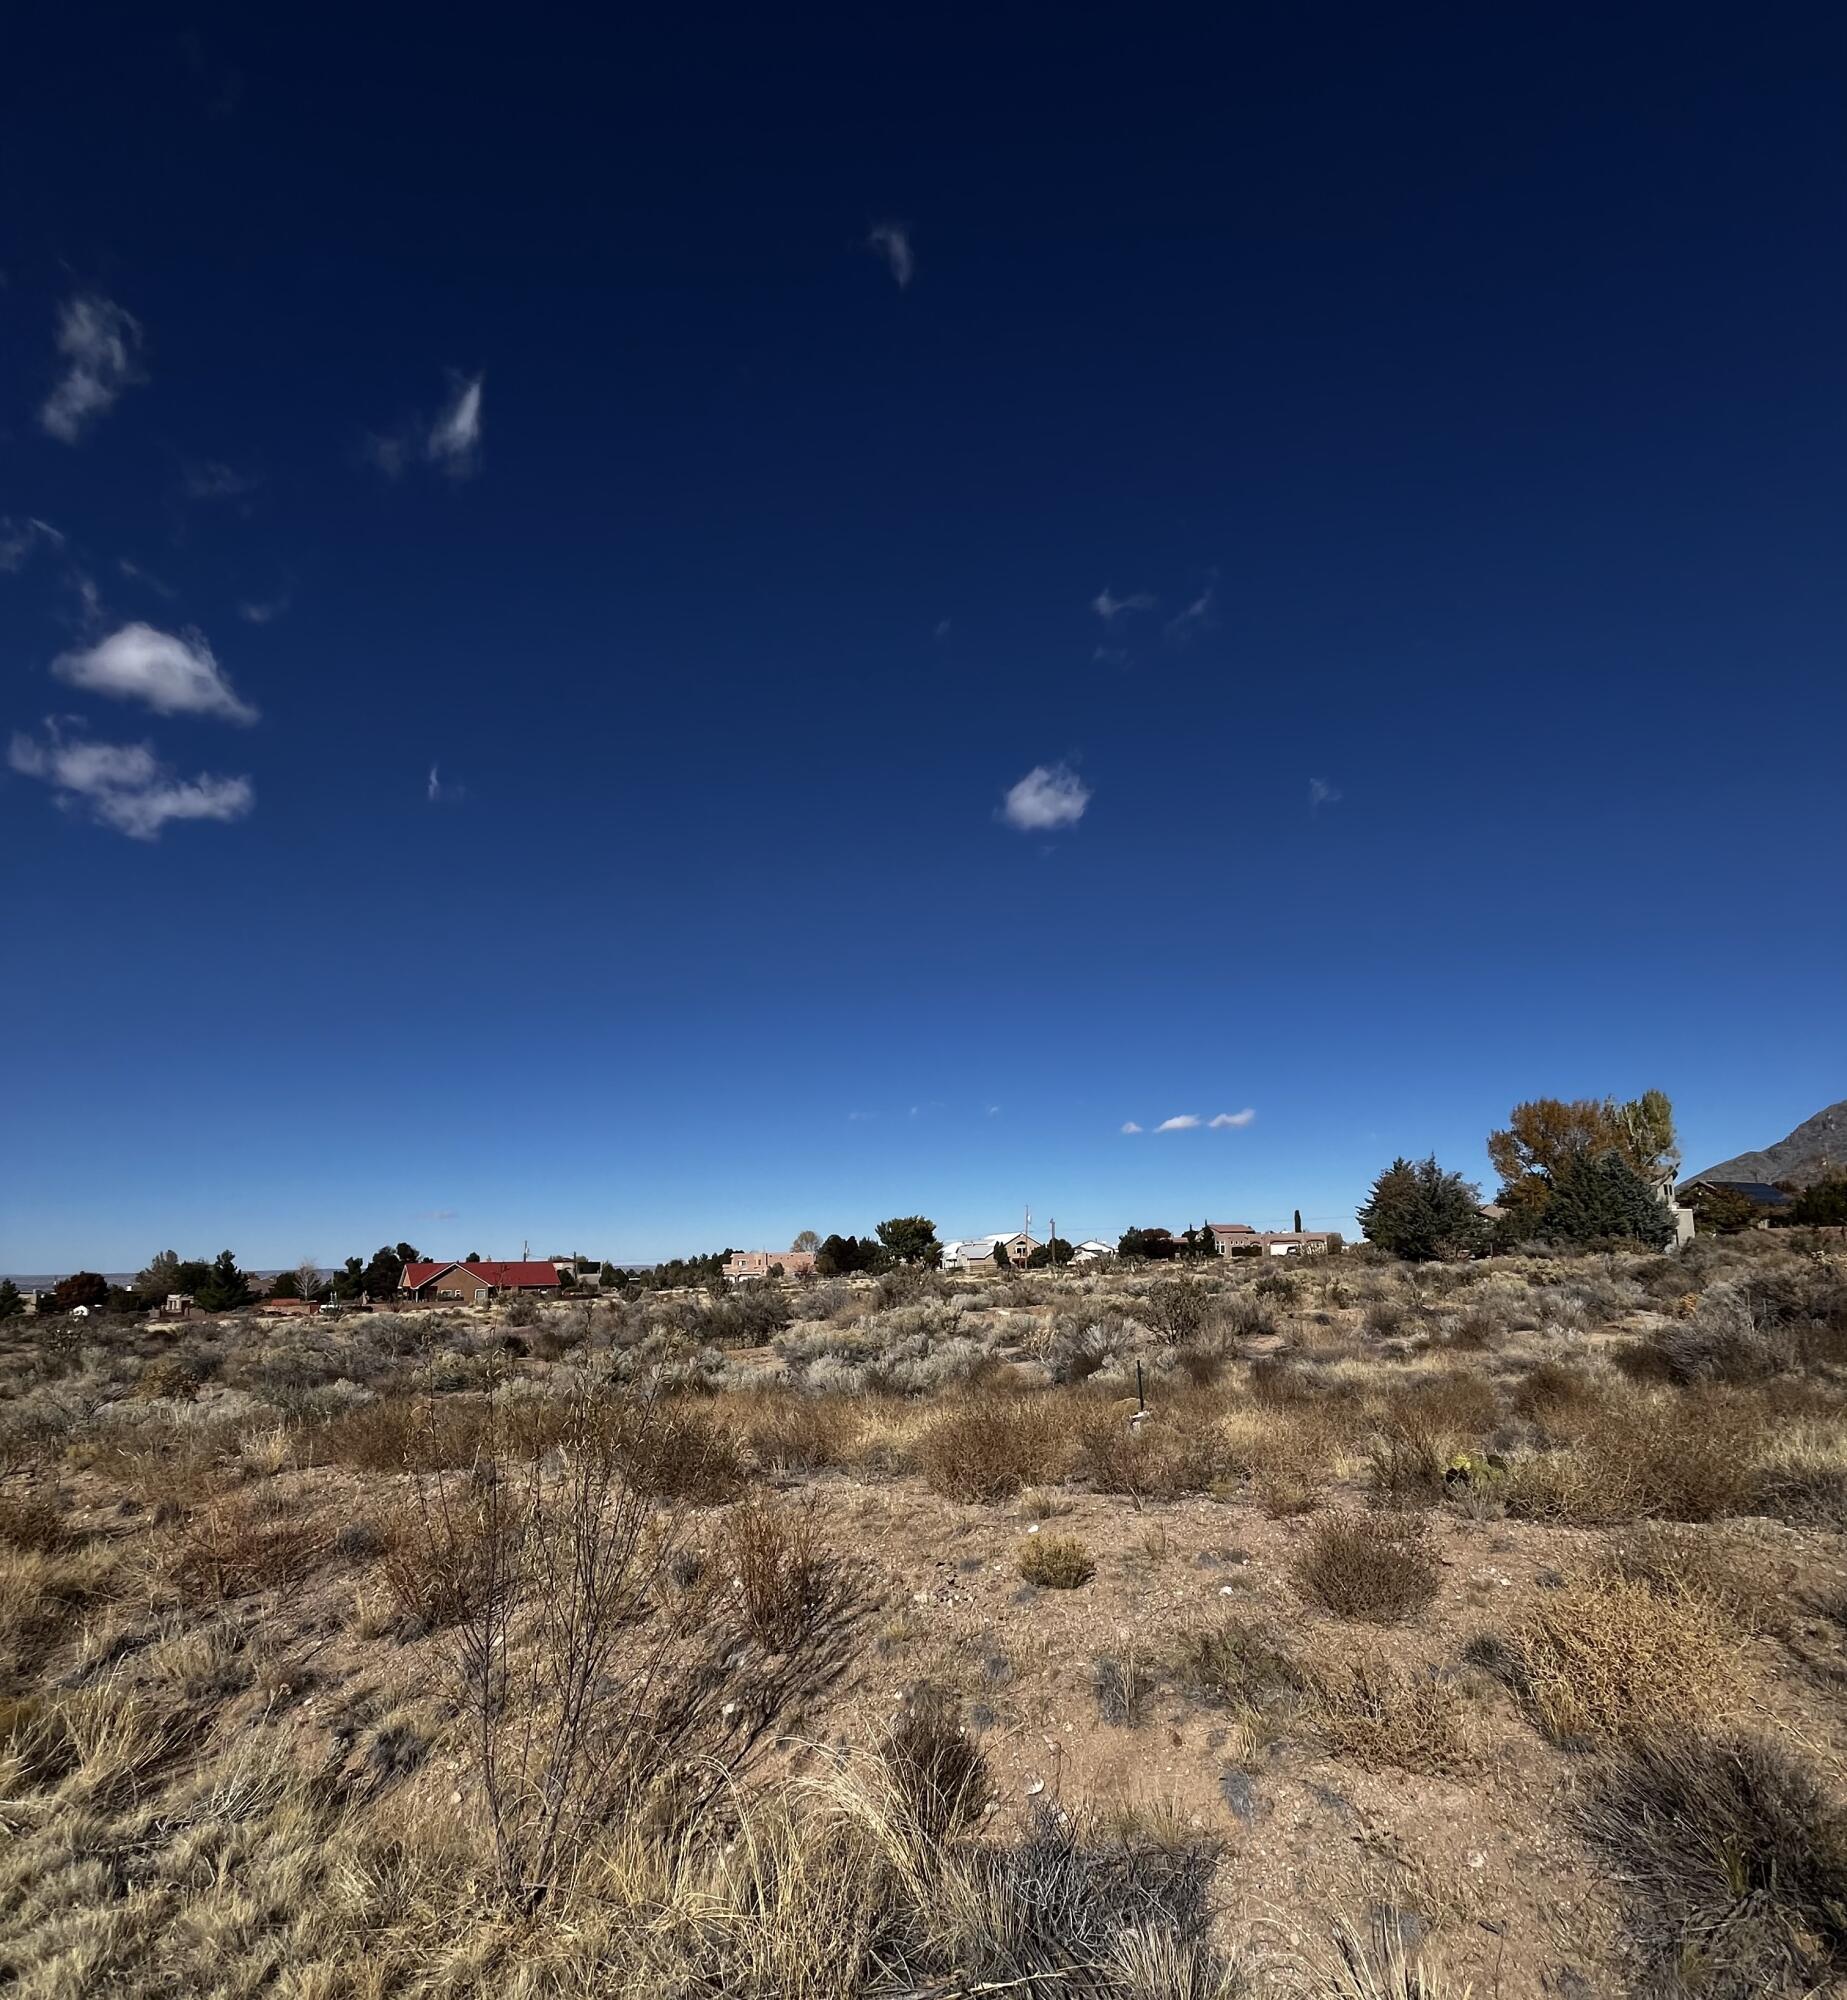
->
left=1025, top=1777, right=1045, bottom=1796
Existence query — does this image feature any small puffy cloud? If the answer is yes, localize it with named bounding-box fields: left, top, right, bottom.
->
left=1155, top=1114, right=1201, bottom=1132
left=427, top=372, right=484, bottom=474
left=40, top=295, right=146, bottom=443
left=1209, top=1109, right=1256, bottom=1129
left=52, top=623, right=258, bottom=724
left=1308, top=776, right=1342, bottom=810
left=1091, top=586, right=1153, bottom=622
left=1002, top=762, right=1091, bottom=832
left=1165, top=572, right=1217, bottom=643
left=867, top=221, right=914, bottom=288
left=986, top=1104, right=1001, bottom=1116
left=9, top=721, right=253, bottom=841
left=1121, top=1121, right=1143, bottom=1134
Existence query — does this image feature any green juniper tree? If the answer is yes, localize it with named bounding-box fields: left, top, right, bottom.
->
left=1357, top=1157, right=1486, bottom=1262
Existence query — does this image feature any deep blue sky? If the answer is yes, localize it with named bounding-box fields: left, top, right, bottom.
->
left=5, top=4, right=1843, bottom=1272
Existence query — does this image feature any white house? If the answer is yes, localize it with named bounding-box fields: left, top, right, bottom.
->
left=1071, top=1239, right=1117, bottom=1264
left=941, top=1231, right=1037, bottom=1272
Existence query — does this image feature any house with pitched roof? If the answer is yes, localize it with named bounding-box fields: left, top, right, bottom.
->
left=398, top=1259, right=561, bottom=1303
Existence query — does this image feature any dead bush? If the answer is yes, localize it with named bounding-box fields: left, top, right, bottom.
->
left=1142, top=1281, right=1212, bottom=1346
left=1074, top=1406, right=1226, bottom=1501
left=1495, top=1574, right=1742, bottom=1746
left=732, top=1392, right=860, bottom=1473
left=1018, top=1534, right=1094, bottom=1589
left=1310, top=1657, right=1471, bottom=1774
left=301, top=1396, right=490, bottom=1473
left=1582, top=1732, right=1847, bottom=1999
left=166, top=1503, right=325, bottom=1604
left=1292, top=1512, right=1439, bottom=1622
left=718, top=1495, right=855, bottom=1653
left=1502, top=1391, right=1762, bottom=1526
left=409, top=1390, right=867, bottom=1911
left=614, top=1398, right=746, bottom=1502
left=917, top=1400, right=1070, bottom=1502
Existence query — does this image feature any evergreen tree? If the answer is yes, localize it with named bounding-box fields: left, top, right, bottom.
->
left=132, top=1249, right=183, bottom=1306
left=1541, top=1150, right=1674, bottom=1248
left=330, top=1256, right=367, bottom=1301
left=0, top=1279, right=22, bottom=1319
left=361, top=1245, right=407, bottom=1296
left=991, top=1238, right=1012, bottom=1271
left=875, top=1216, right=942, bottom=1267
left=195, top=1250, right=253, bottom=1313
left=53, top=1271, right=110, bottom=1311
left=1792, top=1176, right=1847, bottom=1228
left=1293, top=1208, right=1303, bottom=1234
left=269, top=1268, right=302, bottom=1298
left=1357, top=1156, right=1486, bottom=1262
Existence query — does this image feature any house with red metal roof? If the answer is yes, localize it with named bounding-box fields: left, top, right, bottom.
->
left=399, top=1259, right=561, bottom=1303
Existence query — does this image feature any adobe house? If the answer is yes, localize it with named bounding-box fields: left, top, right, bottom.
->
left=723, top=1249, right=818, bottom=1283
left=398, top=1260, right=561, bottom=1303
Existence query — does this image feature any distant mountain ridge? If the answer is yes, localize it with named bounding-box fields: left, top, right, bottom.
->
left=1690, top=1099, right=1847, bottom=1189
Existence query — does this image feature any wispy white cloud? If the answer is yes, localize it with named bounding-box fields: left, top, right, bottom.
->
left=1121, top=1120, right=1144, bottom=1134
left=1155, top=1114, right=1201, bottom=1132
left=9, top=721, right=253, bottom=841
left=367, top=371, right=486, bottom=480
left=417, top=1207, right=458, bottom=1221
left=1208, top=1109, right=1256, bottom=1129
left=1092, top=644, right=1127, bottom=666
left=846, top=1109, right=875, bottom=1122
left=986, top=1104, right=1001, bottom=1117
left=867, top=221, right=914, bottom=288
left=179, top=460, right=260, bottom=502
left=1159, top=576, right=1215, bottom=644
left=116, top=558, right=177, bottom=600
left=1091, top=586, right=1154, bottom=623
left=0, top=517, right=65, bottom=572
left=1308, top=776, right=1342, bottom=811
left=1002, top=762, right=1091, bottom=832
left=238, top=593, right=290, bottom=625
left=40, top=295, right=146, bottom=443
left=427, top=372, right=484, bottom=475
left=1164, top=573, right=1217, bottom=643
left=426, top=762, right=467, bottom=805
left=52, top=623, right=257, bottom=724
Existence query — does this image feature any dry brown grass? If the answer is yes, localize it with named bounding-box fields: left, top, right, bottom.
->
left=1309, top=1656, right=1473, bottom=1774
left=0, top=1487, right=75, bottom=1552
left=165, top=1501, right=326, bottom=1604
left=915, top=1398, right=1070, bottom=1501
left=1501, top=1388, right=1764, bottom=1525
left=1292, top=1512, right=1440, bottom=1622
left=730, top=1391, right=862, bottom=1472
left=1073, top=1402, right=1228, bottom=1500
left=1493, top=1573, right=1744, bottom=1746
